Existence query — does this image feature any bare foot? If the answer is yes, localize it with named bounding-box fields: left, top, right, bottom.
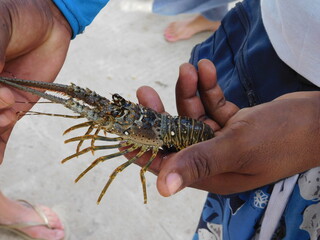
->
left=0, top=197, right=65, bottom=240
left=164, top=15, right=220, bottom=42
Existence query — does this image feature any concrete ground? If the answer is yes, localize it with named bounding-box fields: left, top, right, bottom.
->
left=0, top=0, right=216, bottom=239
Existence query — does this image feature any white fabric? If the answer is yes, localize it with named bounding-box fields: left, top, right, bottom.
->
left=258, top=175, right=299, bottom=240
left=261, top=0, right=320, bottom=87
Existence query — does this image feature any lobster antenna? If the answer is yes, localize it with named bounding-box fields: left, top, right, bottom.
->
left=0, top=79, right=68, bottom=105
left=15, top=101, right=56, bottom=104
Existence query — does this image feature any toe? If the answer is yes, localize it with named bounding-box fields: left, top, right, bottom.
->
left=37, top=206, right=64, bottom=230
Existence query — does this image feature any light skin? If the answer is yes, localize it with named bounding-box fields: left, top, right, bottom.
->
left=131, top=59, right=320, bottom=198
left=0, top=0, right=71, bottom=239
left=164, top=15, right=220, bottom=42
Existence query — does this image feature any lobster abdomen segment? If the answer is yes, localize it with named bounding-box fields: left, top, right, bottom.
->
left=161, top=115, right=215, bottom=151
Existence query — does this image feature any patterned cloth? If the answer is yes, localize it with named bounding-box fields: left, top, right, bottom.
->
left=189, top=0, right=320, bottom=239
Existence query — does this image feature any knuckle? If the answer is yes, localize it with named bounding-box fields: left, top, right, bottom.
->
left=235, top=148, right=254, bottom=172
left=215, top=95, right=226, bottom=109
left=184, top=147, right=212, bottom=180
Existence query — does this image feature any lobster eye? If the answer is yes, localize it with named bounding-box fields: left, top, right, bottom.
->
left=112, top=94, right=127, bottom=106
left=111, top=110, right=119, bottom=117
left=111, top=109, right=123, bottom=117
left=112, top=94, right=123, bottom=103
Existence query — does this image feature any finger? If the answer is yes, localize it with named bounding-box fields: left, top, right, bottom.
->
left=130, top=86, right=168, bottom=174
left=0, top=87, right=15, bottom=109
left=136, top=86, right=165, bottom=113
left=0, top=109, right=17, bottom=133
left=197, top=59, right=239, bottom=126
left=0, top=127, right=13, bottom=164
left=175, top=63, right=206, bottom=119
left=156, top=135, right=235, bottom=197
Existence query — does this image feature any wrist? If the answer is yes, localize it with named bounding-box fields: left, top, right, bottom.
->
left=49, top=0, right=72, bottom=39
left=298, top=91, right=320, bottom=170
left=51, top=0, right=110, bottom=39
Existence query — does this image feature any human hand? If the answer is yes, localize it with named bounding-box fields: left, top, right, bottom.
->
left=0, top=0, right=72, bottom=162
left=135, top=59, right=320, bottom=198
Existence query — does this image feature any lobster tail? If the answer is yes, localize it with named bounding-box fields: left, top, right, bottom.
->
left=161, top=116, right=215, bottom=151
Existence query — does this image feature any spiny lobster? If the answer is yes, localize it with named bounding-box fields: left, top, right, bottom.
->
left=0, top=77, right=214, bottom=204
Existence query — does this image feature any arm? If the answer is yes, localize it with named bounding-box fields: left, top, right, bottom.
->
left=135, top=60, right=320, bottom=197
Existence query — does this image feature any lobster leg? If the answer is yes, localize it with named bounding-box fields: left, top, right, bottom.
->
left=61, top=143, right=126, bottom=163
left=63, top=122, right=97, bottom=153
left=76, top=125, right=95, bottom=153
left=64, top=135, right=123, bottom=144
left=140, top=148, right=158, bottom=204
left=63, top=121, right=95, bottom=135
left=75, top=145, right=140, bottom=183
left=97, top=145, right=148, bottom=204
left=91, top=127, right=102, bottom=155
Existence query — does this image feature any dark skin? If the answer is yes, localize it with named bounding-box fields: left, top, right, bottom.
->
left=130, top=59, right=320, bottom=197
left=0, top=0, right=72, bottom=163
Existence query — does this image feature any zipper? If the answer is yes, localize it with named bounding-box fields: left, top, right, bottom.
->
left=235, top=2, right=259, bottom=106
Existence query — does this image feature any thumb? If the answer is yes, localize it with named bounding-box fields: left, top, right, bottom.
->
left=157, top=137, right=231, bottom=197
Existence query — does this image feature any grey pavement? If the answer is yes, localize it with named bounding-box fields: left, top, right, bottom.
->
left=0, top=0, right=214, bottom=239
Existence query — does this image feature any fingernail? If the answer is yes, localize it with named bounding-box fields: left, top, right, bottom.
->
left=166, top=173, right=183, bottom=195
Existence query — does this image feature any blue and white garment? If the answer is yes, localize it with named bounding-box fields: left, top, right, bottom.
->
left=189, top=0, right=320, bottom=239
left=52, top=0, right=110, bottom=38
left=261, top=0, right=320, bottom=88
left=152, top=0, right=236, bottom=21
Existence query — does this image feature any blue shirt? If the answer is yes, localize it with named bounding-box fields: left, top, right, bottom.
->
left=52, top=0, right=110, bottom=38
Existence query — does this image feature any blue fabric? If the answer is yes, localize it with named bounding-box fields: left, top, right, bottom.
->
left=189, top=0, right=320, bottom=239
left=153, top=0, right=235, bottom=21
left=52, top=0, right=109, bottom=38
left=202, top=5, right=228, bottom=21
